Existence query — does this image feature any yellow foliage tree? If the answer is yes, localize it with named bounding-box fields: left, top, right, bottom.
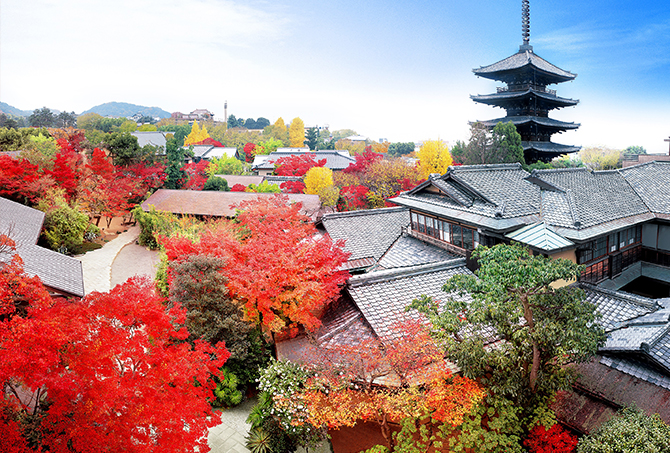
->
left=417, top=140, right=453, bottom=179
left=289, top=117, right=305, bottom=148
left=371, top=141, right=390, bottom=154
left=579, top=146, right=622, bottom=170
left=335, top=139, right=366, bottom=155
left=184, top=121, right=211, bottom=146
left=304, top=166, right=334, bottom=195
left=264, top=117, right=289, bottom=144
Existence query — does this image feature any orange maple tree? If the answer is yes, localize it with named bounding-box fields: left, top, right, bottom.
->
left=0, top=245, right=229, bottom=453
left=280, top=322, right=485, bottom=451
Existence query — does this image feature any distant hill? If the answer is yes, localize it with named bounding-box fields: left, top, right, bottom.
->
left=81, top=102, right=171, bottom=119
left=0, top=102, right=33, bottom=117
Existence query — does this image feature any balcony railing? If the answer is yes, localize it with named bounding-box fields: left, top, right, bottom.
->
left=497, top=85, right=556, bottom=96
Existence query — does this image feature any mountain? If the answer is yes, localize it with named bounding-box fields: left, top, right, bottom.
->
left=0, top=102, right=33, bottom=117
left=81, top=102, right=171, bottom=119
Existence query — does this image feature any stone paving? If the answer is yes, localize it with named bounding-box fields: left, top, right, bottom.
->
left=77, top=225, right=141, bottom=294
left=208, top=398, right=255, bottom=453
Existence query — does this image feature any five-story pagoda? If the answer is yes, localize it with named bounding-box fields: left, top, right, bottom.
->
left=471, top=0, right=580, bottom=163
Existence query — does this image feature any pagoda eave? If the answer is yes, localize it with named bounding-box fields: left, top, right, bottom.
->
left=470, top=90, right=578, bottom=107
left=476, top=116, right=580, bottom=131
left=522, top=141, right=581, bottom=154
left=473, top=50, right=576, bottom=85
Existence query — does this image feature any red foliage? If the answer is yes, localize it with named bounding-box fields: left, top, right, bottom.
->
left=182, top=161, right=210, bottom=190
left=0, top=258, right=229, bottom=453
left=243, top=142, right=257, bottom=163
left=49, top=128, right=86, bottom=153
left=49, top=138, right=85, bottom=201
left=337, top=184, right=369, bottom=211
left=230, top=183, right=246, bottom=192
left=0, top=155, right=44, bottom=203
left=343, top=148, right=383, bottom=174
left=275, top=154, right=326, bottom=176
left=229, top=195, right=350, bottom=333
left=159, top=196, right=350, bottom=335
left=524, top=424, right=578, bottom=453
left=87, top=147, right=115, bottom=180
left=280, top=180, right=306, bottom=194
left=191, top=137, right=224, bottom=147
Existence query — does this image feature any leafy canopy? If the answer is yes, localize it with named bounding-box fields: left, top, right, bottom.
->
left=410, top=243, right=606, bottom=416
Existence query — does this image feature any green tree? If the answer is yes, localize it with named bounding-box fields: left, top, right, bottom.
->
left=203, top=176, right=229, bottom=191
left=246, top=181, right=281, bottom=193
left=623, top=145, right=647, bottom=156
left=305, top=127, right=318, bottom=150
left=577, top=407, right=670, bottom=453
left=207, top=155, right=246, bottom=176
left=410, top=243, right=606, bottom=420
left=256, top=117, right=271, bottom=129
left=227, top=114, right=244, bottom=129
left=451, top=122, right=525, bottom=166
left=164, top=137, right=188, bottom=189
left=105, top=132, right=141, bottom=166
left=388, top=142, right=415, bottom=156
left=29, top=107, right=55, bottom=128
left=331, top=129, right=357, bottom=141
left=36, top=189, right=90, bottom=254
left=55, top=111, right=77, bottom=128
left=119, top=119, right=138, bottom=132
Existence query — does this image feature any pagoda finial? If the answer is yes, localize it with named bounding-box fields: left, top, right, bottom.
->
left=521, top=0, right=532, bottom=51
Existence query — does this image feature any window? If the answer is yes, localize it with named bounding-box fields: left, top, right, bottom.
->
left=463, top=228, right=474, bottom=250
left=452, top=225, right=462, bottom=248
left=417, top=214, right=426, bottom=233
left=594, top=237, right=607, bottom=259
left=608, top=232, right=619, bottom=253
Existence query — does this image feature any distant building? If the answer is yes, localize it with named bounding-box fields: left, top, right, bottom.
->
left=171, top=109, right=215, bottom=122
left=131, top=131, right=170, bottom=149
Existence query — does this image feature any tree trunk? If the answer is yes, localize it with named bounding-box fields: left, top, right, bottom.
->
left=379, top=412, right=394, bottom=452
left=521, top=294, right=540, bottom=392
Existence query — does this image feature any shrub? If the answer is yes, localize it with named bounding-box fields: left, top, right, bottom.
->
left=525, top=424, right=577, bottom=453
left=577, top=407, right=670, bottom=453
left=37, top=189, right=89, bottom=253
left=213, top=367, right=244, bottom=408
left=203, top=176, right=229, bottom=191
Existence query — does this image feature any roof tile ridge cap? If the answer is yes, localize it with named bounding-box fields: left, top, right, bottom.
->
left=578, top=283, right=658, bottom=310
left=643, top=322, right=670, bottom=351
left=348, top=258, right=467, bottom=288
left=619, top=160, right=656, bottom=172
left=453, top=162, right=523, bottom=171
left=565, top=189, right=581, bottom=227
left=321, top=206, right=408, bottom=221
left=534, top=167, right=586, bottom=174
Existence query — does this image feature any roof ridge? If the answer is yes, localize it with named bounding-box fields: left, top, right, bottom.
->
left=533, top=167, right=588, bottom=174
left=321, top=206, right=408, bottom=222
left=579, top=282, right=659, bottom=311
left=448, top=163, right=523, bottom=172
left=348, top=258, right=467, bottom=287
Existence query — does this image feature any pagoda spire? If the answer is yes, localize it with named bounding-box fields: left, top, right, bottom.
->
left=521, top=0, right=532, bottom=51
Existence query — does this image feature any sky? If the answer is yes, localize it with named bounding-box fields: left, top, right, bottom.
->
left=1, top=0, right=669, bottom=153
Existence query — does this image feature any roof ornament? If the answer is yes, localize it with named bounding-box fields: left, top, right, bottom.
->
left=520, top=0, right=533, bottom=51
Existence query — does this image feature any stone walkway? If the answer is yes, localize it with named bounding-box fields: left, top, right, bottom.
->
left=208, top=399, right=255, bottom=453
left=77, top=225, right=141, bottom=294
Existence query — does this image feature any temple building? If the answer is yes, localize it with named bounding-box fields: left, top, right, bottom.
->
left=471, top=0, right=580, bottom=163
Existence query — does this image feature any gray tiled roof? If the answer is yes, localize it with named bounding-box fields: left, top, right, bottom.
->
left=253, top=150, right=356, bottom=171
left=347, top=260, right=471, bottom=340
left=580, top=284, right=657, bottom=332
left=394, top=164, right=541, bottom=228
left=471, top=89, right=578, bottom=107
left=534, top=168, right=649, bottom=230
left=620, top=161, right=670, bottom=215
left=505, top=222, right=573, bottom=251
left=522, top=141, right=581, bottom=153
left=473, top=49, right=576, bottom=81
left=478, top=115, right=580, bottom=130
left=0, top=197, right=84, bottom=297
left=131, top=131, right=168, bottom=148
left=376, top=235, right=459, bottom=270
left=600, top=356, right=670, bottom=390
left=322, top=207, right=410, bottom=261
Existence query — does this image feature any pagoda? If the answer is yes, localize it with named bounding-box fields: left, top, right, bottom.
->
left=471, top=0, right=580, bottom=163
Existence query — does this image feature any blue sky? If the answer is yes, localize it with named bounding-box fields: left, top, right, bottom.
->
left=1, top=0, right=669, bottom=152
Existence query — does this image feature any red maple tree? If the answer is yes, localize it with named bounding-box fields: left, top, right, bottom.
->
left=0, top=252, right=229, bottom=453
left=275, top=154, right=326, bottom=176
left=181, top=160, right=210, bottom=190
left=337, top=184, right=370, bottom=211
left=524, top=424, right=578, bottom=453
left=279, top=180, right=306, bottom=194
left=0, top=155, right=46, bottom=204
left=343, top=148, right=383, bottom=175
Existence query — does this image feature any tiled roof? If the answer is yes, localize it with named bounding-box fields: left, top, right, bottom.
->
left=212, top=175, right=264, bottom=187
left=201, top=147, right=236, bottom=160
left=477, top=115, right=580, bottom=130
left=347, top=260, right=471, bottom=341
left=141, top=190, right=321, bottom=219
left=253, top=150, right=356, bottom=171
left=376, top=234, right=459, bottom=270
left=131, top=131, right=168, bottom=148
left=505, top=222, right=574, bottom=251
left=471, top=89, right=578, bottom=107
left=473, top=49, right=576, bottom=82
left=580, top=284, right=658, bottom=333
left=522, top=141, right=581, bottom=153
left=321, top=207, right=410, bottom=261
left=0, top=197, right=84, bottom=297
left=620, top=161, right=670, bottom=215
left=394, top=164, right=541, bottom=228
left=532, top=168, right=649, bottom=230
